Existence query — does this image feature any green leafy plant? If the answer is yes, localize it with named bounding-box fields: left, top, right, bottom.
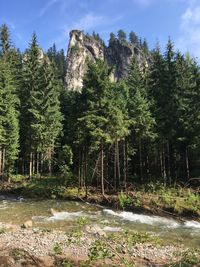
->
left=118, top=193, right=133, bottom=209
left=53, top=242, right=62, bottom=254
left=88, top=239, right=114, bottom=261
left=0, top=228, right=5, bottom=234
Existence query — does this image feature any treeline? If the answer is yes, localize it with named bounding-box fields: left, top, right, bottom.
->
left=0, top=24, right=200, bottom=193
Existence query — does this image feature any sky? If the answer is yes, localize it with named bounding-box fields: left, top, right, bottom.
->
left=1, top=0, right=200, bottom=58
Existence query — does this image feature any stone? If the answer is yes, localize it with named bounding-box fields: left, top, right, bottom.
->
left=21, top=220, right=33, bottom=229
left=50, top=208, right=58, bottom=216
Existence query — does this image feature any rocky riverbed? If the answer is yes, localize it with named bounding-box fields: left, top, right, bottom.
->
left=0, top=222, right=199, bottom=267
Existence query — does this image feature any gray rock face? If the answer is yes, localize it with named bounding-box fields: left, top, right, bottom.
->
left=65, top=30, right=104, bottom=91
left=65, top=30, right=146, bottom=91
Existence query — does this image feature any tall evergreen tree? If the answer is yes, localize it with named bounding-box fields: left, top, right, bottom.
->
left=127, top=58, right=155, bottom=181
left=117, top=30, right=126, bottom=42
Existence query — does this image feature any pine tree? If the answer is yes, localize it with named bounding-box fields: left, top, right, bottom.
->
left=129, top=31, right=138, bottom=45
left=127, top=58, right=155, bottom=181
left=37, top=56, right=63, bottom=174
left=109, top=32, right=116, bottom=44
left=20, top=33, right=42, bottom=177
left=142, top=39, right=149, bottom=53
left=0, top=24, right=19, bottom=178
left=0, top=59, right=19, bottom=177
left=117, top=30, right=126, bottom=42
left=0, top=24, right=11, bottom=56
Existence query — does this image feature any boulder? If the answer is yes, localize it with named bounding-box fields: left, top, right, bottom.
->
left=21, top=220, right=33, bottom=229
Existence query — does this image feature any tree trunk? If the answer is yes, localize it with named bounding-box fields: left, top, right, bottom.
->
left=123, top=140, right=127, bottom=190
left=85, top=143, right=88, bottom=197
left=160, top=149, right=163, bottom=179
left=185, top=147, right=190, bottom=180
left=78, top=147, right=81, bottom=189
left=114, top=141, right=117, bottom=191
left=32, top=153, right=35, bottom=176
left=101, top=143, right=105, bottom=196
left=167, top=141, right=171, bottom=184
left=36, top=153, right=39, bottom=175
left=2, top=148, right=5, bottom=174
left=0, top=150, right=2, bottom=176
left=116, top=139, right=121, bottom=188
left=139, top=139, right=143, bottom=182
left=162, top=144, right=166, bottom=185
left=29, top=152, right=32, bottom=179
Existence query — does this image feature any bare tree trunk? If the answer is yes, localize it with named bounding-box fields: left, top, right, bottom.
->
left=84, top=144, right=88, bottom=197
left=78, top=147, right=81, bottom=189
left=185, top=147, right=190, bottom=180
left=116, top=139, right=121, bottom=189
left=123, top=140, right=127, bottom=190
left=40, top=153, right=44, bottom=176
left=36, top=153, right=39, bottom=175
left=139, top=139, right=143, bottom=182
left=162, top=144, right=166, bottom=185
left=81, top=148, right=84, bottom=188
left=167, top=141, right=171, bottom=184
left=101, top=143, right=105, bottom=196
left=146, top=154, right=150, bottom=179
left=106, top=150, right=109, bottom=191
left=2, top=148, right=5, bottom=174
left=48, top=150, right=52, bottom=176
left=174, top=151, right=177, bottom=185
left=32, top=153, right=35, bottom=176
left=114, top=141, right=117, bottom=191
left=0, top=150, right=2, bottom=176
left=29, top=152, right=32, bottom=179
left=160, top=149, right=163, bottom=179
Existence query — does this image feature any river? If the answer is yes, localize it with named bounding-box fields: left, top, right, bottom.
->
left=0, top=195, right=199, bottom=248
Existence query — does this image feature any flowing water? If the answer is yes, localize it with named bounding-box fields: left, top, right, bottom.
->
left=0, top=195, right=199, bottom=248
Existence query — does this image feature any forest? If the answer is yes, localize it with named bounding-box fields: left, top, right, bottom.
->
left=0, top=24, right=200, bottom=195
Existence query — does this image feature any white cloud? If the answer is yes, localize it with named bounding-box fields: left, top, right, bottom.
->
left=39, top=0, right=60, bottom=17
left=177, top=3, right=200, bottom=58
left=72, top=14, right=104, bottom=31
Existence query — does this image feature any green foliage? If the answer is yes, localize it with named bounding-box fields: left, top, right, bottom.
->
left=117, top=29, right=127, bottom=41
left=88, top=239, right=114, bottom=261
left=66, top=229, right=82, bottom=245
left=76, top=216, right=89, bottom=227
left=58, top=145, right=73, bottom=179
left=0, top=228, right=5, bottom=234
left=10, top=249, right=25, bottom=260
left=58, top=259, right=73, bottom=267
left=118, top=193, right=133, bottom=209
left=169, top=249, right=199, bottom=267
left=53, top=242, right=62, bottom=254
left=123, top=230, right=161, bottom=247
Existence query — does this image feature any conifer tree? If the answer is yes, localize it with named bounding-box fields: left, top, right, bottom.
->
left=0, top=24, right=19, bottom=178
left=127, top=58, right=155, bottom=181
left=129, top=31, right=138, bottom=45
left=0, top=59, right=19, bottom=177
left=117, top=30, right=126, bottom=42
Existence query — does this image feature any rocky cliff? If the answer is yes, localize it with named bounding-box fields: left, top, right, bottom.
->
left=65, top=30, right=147, bottom=91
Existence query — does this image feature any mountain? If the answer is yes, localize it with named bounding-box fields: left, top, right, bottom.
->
left=65, top=30, right=148, bottom=91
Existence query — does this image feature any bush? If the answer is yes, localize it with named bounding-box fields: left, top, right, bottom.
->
left=118, top=193, right=133, bottom=209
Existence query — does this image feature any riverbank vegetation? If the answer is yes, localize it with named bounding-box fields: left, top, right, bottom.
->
left=0, top=176, right=199, bottom=219
left=0, top=24, right=200, bottom=216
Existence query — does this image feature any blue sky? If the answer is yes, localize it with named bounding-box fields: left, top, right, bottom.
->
left=1, top=0, right=200, bottom=58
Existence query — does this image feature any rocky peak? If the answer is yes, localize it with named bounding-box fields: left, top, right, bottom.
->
left=65, top=30, right=104, bottom=91
left=65, top=30, right=147, bottom=91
